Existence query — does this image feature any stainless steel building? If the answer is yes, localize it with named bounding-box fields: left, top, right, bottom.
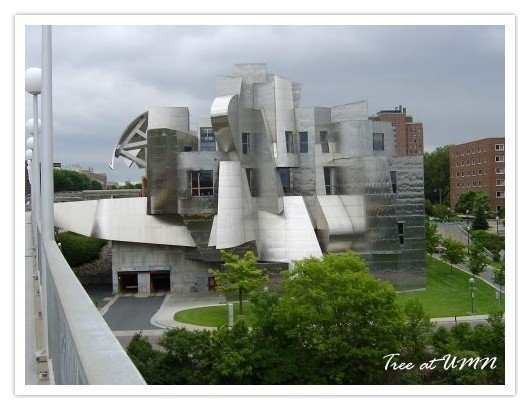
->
left=54, top=63, right=426, bottom=292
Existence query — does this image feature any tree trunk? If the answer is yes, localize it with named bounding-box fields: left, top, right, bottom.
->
left=239, top=288, right=243, bottom=315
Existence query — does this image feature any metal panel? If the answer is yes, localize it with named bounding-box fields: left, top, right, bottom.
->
left=54, top=198, right=196, bottom=247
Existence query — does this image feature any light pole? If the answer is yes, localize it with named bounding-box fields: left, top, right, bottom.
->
left=434, top=188, right=442, bottom=205
left=466, top=209, right=470, bottom=254
left=496, top=216, right=499, bottom=235
left=469, top=277, right=475, bottom=314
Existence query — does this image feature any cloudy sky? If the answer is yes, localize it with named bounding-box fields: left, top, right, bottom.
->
left=25, top=25, right=505, bottom=183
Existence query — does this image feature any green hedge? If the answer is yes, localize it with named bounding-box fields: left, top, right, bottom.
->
left=56, top=231, right=107, bottom=267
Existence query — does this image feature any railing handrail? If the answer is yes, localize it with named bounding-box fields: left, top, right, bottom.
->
left=43, top=238, right=145, bottom=385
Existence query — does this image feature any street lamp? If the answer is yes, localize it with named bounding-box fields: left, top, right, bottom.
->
left=496, top=216, right=500, bottom=236
left=466, top=209, right=470, bottom=254
left=469, top=277, right=475, bottom=314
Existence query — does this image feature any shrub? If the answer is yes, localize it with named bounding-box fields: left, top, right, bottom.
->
left=56, top=231, right=106, bottom=267
left=472, top=230, right=505, bottom=261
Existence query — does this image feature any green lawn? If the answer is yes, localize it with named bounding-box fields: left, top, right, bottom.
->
left=396, top=256, right=503, bottom=317
left=173, top=256, right=504, bottom=327
left=173, top=302, right=254, bottom=327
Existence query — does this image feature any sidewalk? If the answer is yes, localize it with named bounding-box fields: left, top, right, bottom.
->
left=150, top=293, right=225, bottom=331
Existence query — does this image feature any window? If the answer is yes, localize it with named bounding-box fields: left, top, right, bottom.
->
left=373, top=133, right=385, bottom=151
left=496, top=179, right=505, bottom=186
left=472, top=158, right=476, bottom=165
left=478, top=158, right=481, bottom=164
left=477, top=147, right=481, bottom=153
left=495, top=167, right=505, bottom=174
left=456, top=161, right=459, bottom=167
left=472, top=170, right=476, bottom=176
left=478, top=181, right=482, bottom=186
left=199, top=127, right=216, bottom=151
left=472, top=181, right=476, bottom=187
left=278, top=168, right=291, bottom=194
left=456, top=182, right=460, bottom=188
left=190, top=170, right=214, bottom=197
left=299, top=131, right=308, bottom=153
left=324, top=167, right=337, bottom=195
left=245, top=168, right=258, bottom=197
left=320, top=131, right=330, bottom=153
left=478, top=169, right=482, bottom=175
left=495, top=144, right=504, bottom=151
left=397, top=222, right=405, bottom=245
left=182, top=146, right=193, bottom=152
left=390, top=171, right=397, bottom=194
left=241, top=133, right=251, bottom=155
left=496, top=191, right=505, bottom=198
left=285, top=131, right=295, bottom=154
left=495, top=156, right=504, bottom=162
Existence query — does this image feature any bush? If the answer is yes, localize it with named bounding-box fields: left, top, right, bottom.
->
left=56, top=231, right=107, bottom=267
left=472, top=230, right=505, bottom=261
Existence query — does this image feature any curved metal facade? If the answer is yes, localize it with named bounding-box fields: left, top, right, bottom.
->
left=58, top=63, right=425, bottom=292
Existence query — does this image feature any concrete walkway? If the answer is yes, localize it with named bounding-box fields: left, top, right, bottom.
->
left=150, top=293, right=225, bottom=331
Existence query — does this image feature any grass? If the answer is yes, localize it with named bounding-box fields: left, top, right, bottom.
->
left=396, top=255, right=503, bottom=317
left=173, top=302, right=255, bottom=327
left=173, top=256, right=504, bottom=327
left=56, top=231, right=107, bottom=267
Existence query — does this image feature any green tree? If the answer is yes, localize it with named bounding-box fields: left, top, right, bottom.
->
left=424, top=145, right=451, bottom=205
left=425, top=219, right=441, bottom=255
left=455, top=191, right=477, bottom=214
left=53, top=169, right=91, bottom=192
left=471, top=191, right=491, bottom=230
left=210, top=251, right=269, bottom=315
left=251, top=252, right=406, bottom=384
left=441, top=238, right=466, bottom=273
left=468, top=243, right=488, bottom=278
left=493, top=259, right=505, bottom=302
left=90, top=180, right=103, bottom=190
left=402, top=298, right=433, bottom=363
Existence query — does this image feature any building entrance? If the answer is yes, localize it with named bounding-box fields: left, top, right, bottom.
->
left=150, top=271, right=170, bottom=292
left=118, top=272, right=138, bottom=293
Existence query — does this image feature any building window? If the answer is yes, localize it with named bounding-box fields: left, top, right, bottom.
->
left=373, top=133, right=384, bottom=151
left=199, top=127, right=216, bottom=151
left=477, top=147, right=481, bottom=153
left=245, top=168, right=258, bottom=197
left=456, top=161, right=459, bottom=167
left=285, top=131, right=295, bottom=154
left=324, top=167, right=337, bottom=195
left=277, top=168, right=291, bottom=194
left=495, top=167, right=505, bottom=174
left=472, top=181, right=476, bottom=187
left=320, top=131, right=330, bottom=153
left=478, top=181, right=482, bottom=186
left=190, top=170, right=214, bottom=197
left=478, top=158, right=481, bottom=164
left=472, top=170, right=476, bottom=176
left=390, top=171, right=397, bottom=194
left=495, top=144, right=504, bottom=151
left=495, top=156, right=504, bottom=162
left=496, top=191, right=505, bottom=198
left=299, top=131, right=308, bottom=153
left=456, top=182, right=460, bottom=188
left=241, top=133, right=251, bottom=155
left=496, top=179, right=505, bottom=186
left=397, top=222, right=405, bottom=245
left=472, top=158, right=476, bottom=165
left=478, top=169, right=482, bottom=175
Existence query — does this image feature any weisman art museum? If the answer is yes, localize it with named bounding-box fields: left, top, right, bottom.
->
left=54, top=63, right=426, bottom=293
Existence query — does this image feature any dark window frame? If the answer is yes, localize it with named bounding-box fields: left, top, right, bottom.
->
left=189, top=170, right=215, bottom=197
left=299, top=131, right=309, bottom=153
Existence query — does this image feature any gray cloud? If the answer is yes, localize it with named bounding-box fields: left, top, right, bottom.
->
left=25, top=25, right=505, bottom=182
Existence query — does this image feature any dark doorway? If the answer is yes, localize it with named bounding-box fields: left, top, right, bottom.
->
left=118, top=272, right=138, bottom=293
left=150, top=271, right=170, bottom=292
left=208, top=276, right=217, bottom=292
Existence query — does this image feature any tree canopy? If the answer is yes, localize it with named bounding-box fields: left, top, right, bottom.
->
left=441, top=238, right=466, bottom=273
left=424, top=145, right=451, bottom=205
left=425, top=219, right=442, bottom=254
left=53, top=169, right=91, bottom=192
left=209, top=251, right=269, bottom=314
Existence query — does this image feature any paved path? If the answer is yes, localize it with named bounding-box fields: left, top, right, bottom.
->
left=102, top=294, right=165, bottom=331
left=150, top=293, right=225, bottom=331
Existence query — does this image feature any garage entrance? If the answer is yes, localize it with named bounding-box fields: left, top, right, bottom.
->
left=118, top=272, right=138, bottom=293
left=150, top=270, right=170, bottom=293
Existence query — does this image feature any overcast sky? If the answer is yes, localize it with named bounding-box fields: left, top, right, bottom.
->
left=25, top=25, right=505, bottom=183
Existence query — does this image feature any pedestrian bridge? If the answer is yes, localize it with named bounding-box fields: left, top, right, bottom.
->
left=25, top=212, right=146, bottom=385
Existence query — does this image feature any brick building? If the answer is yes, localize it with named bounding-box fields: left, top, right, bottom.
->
left=371, top=105, right=424, bottom=156
left=449, top=137, right=505, bottom=214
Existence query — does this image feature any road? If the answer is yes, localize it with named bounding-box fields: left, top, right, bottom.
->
left=102, top=295, right=165, bottom=331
